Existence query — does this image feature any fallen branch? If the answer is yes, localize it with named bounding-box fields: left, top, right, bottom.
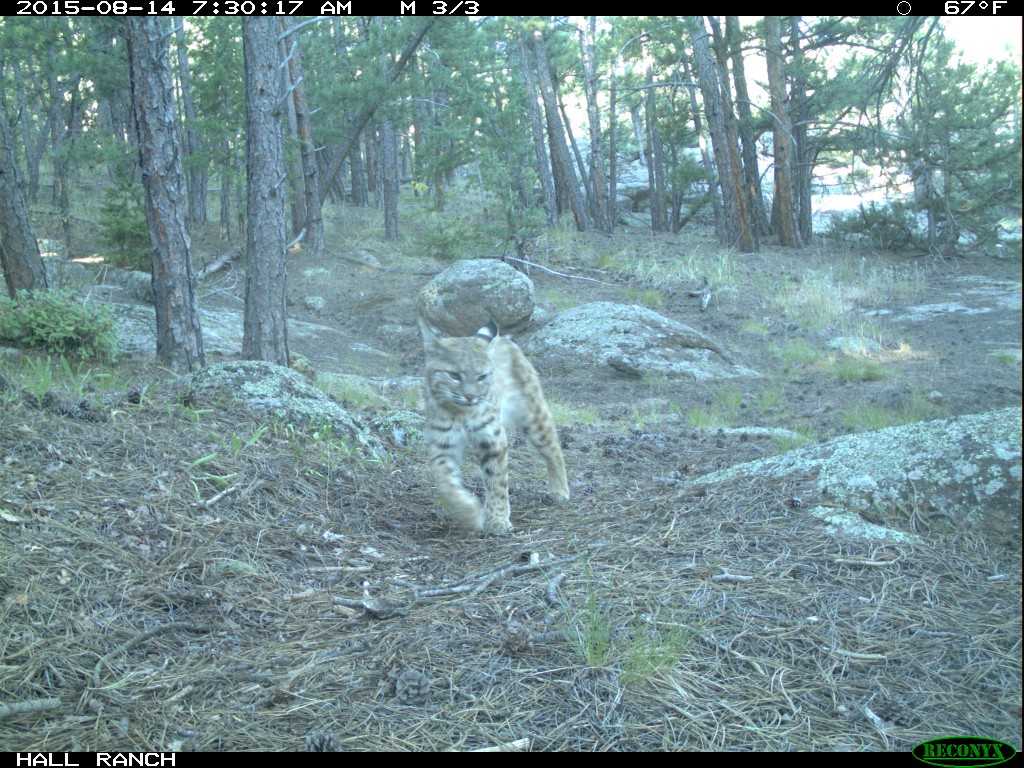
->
left=416, top=552, right=586, bottom=599
left=502, top=256, right=616, bottom=286
left=0, top=698, right=61, bottom=721
left=196, top=248, right=241, bottom=280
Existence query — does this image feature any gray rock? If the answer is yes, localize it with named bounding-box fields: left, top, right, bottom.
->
left=691, top=407, right=1022, bottom=539
left=109, top=302, right=391, bottom=375
left=417, top=259, right=535, bottom=336
left=522, top=302, right=758, bottom=381
left=174, top=360, right=387, bottom=459
left=41, top=256, right=89, bottom=289
left=303, top=296, right=326, bottom=312
left=828, top=336, right=883, bottom=355
left=120, top=270, right=155, bottom=304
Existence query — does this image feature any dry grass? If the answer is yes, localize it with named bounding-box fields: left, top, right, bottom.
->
left=1, top=383, right=1020, bottom=752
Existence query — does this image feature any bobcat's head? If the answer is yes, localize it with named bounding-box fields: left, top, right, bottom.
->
left=419, top=319, right=499, bottom=409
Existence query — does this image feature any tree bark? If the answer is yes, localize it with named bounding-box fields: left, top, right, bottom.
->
left=175, top=19, right=208, bottom=227
left=726, top=16, right=770, bottom=237
left=242, top=17, right=289, bottom=367
left=381, top=118, right=400, bottom=240
left=530, top=29, right=591, bottom=231
left=279, top=20, right=324, bottom=259
left=126, top=17, right=205, bottom=372
left=581, top=17, right=611, bottom=233
left=765, top=16, right=802, bottom=248
left=688, top=16, right=754, bottom=251
left=516, top=23, right=558, bottom=226
left=0, top=90, right=48, bottom=298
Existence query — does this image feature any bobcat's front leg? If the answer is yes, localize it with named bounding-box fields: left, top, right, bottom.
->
left=429, top=449, right=484, bottom=532
left=477, top=428, right=512, bottom=534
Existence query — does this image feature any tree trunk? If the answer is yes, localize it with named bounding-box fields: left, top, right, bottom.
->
left=765, top=16, right=802, bottom=248
left=242, top=17, right=289, bottom=367
left=530, top=29, right=590, bottom=231
left=350, top=140, right=368, bottom=206
left=680, top=51, right=723, bottom=238
left=707, top=16, right=757, bottom=251
left=726, top=16, right=770, bottom=236
left=788, top=17, right=813, bottom=245
left=175, top=19, right=208, bottom=228
left=381, top=118, right=400, bottom=240
left=688, top=16, right=753, bottom=251
left=645, top=66, right=668, bottom=232
left=126, top=17, right=205, bottom=373
left=0, top=91, right=48, bottom=298
left=516, top=23, right=557, bottom=225
left=581, top=17, right=612, bottom=233
left=280, top=19, right=324, bottom=259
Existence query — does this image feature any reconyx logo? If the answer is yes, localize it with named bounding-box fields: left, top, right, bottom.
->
left=913, top=737, right=1017, bottom=767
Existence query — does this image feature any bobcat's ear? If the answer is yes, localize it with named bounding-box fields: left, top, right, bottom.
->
left=418, top=317, right=443, bottom=351
left=474, top=320, right=499, bottom=343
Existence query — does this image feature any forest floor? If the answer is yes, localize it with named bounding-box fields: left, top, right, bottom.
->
left=1, top=198, right=1021, bottom=752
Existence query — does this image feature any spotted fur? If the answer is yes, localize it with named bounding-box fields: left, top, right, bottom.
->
left=419, top=318, right=569, bottom=534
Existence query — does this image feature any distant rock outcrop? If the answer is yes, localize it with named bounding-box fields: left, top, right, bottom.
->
left=522, top=302, right=758, bottom=381
left=691, top=407, right=1022, bottom=540
left=416, top=259, right=535, bottom=337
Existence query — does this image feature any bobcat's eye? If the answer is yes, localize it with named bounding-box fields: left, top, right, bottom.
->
left=477, top=373, right=490, bottom=383
left=446, top=371, right=462, bottom=382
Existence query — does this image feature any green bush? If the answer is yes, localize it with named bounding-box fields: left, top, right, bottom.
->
left=0, top=290, right=119, bottom=360
left=825, top=201, right=918, bottom=251
left=98, top=177, right=151, bottom=270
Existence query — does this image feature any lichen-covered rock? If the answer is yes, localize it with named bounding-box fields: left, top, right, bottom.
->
left=522, top=302, right=758, bottom=381
left=370, top=410, right=424, bottom=448
left=416, top=259, right=534, bottom=337
left=691, top=407, right=1022, bottom=538
left=174, top=360, right=387, bottom=458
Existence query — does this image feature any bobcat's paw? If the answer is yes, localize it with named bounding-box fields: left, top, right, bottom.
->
left=482, top=516, right=513, bottom=535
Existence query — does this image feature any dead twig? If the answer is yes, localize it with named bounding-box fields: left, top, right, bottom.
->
left=827, top=648, right=888, bottom=662
left=196, top=248, right=241, bottom=280
left=200, top=485, right=237, bottom=508
left=0, top=698, right=61, bottom=721
left=502, top=256, right=616, bottom=286
left=415, top=552, right=586, bottom=599
left=711, top=572, right=753, bottom=583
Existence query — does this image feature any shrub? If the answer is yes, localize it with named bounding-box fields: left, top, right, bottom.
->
left=825, top=201, right=918, bottom=251
left=98, top=177, right=151, bottom=270
left=0, top=290, right=118, bottom=360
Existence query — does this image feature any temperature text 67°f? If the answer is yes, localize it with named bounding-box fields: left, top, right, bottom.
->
left=944, top=0, right=1010, bottom=12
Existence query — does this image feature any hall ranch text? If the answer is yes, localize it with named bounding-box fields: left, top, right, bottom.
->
left=16, top=755, right=175, bottom=767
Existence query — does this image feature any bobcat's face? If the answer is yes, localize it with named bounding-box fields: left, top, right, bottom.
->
left=421, top=320, right=497, bottom=410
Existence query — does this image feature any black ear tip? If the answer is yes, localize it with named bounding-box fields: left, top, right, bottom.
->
left=475, top=320, right=499, bottom=341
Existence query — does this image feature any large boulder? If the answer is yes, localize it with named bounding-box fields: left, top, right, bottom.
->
left=417, top=259, right=535, bottom=337
left=690, top=407, right=1022, bottom=540
left=522, top=302, right=758, bottom=380
left=173, top=361, right=387, bottom=459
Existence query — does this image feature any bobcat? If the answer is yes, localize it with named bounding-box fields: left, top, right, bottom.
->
left=419, top=318, right=569, bottom=534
